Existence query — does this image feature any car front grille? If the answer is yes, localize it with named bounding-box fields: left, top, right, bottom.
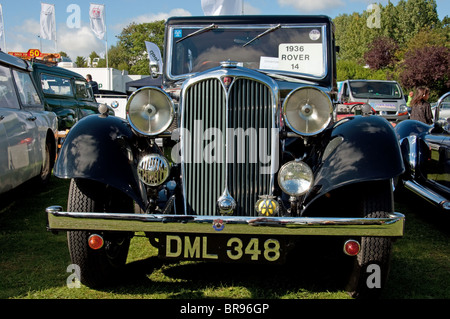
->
left=181, top=74, right=276, bottom=216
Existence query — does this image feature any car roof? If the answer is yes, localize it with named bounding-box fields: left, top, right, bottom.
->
left=31, top=62, right=86, bottom=80
left=166, top=15, right=333, bottom=26
left=0, top=51, right=31, bottom=71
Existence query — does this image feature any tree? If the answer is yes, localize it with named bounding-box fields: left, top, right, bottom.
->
left=364, top=36, right=399, bottom=70
left=75, top=56, right=86, bottom=67
left=116, top=20, right=165, bottom=75
left=399, top=45, right=450, bottom=98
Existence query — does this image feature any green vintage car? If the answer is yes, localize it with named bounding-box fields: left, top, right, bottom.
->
left=31, top=63, right=99, bottom=132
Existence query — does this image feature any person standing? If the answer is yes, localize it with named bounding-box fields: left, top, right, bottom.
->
left=406, top=91, right=413, bottom=107
left=86, top=74, right=99, bottom=94
left=410, top=87, right=432, bottom=125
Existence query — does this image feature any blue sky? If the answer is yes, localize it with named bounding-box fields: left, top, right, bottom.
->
left=1, top=0, right=448, bottom=60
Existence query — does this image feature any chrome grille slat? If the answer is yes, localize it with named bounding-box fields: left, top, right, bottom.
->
left=182, top=75, right=274, bottom=216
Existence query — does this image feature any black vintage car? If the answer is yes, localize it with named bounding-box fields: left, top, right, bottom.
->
left=395, top=92, right=450, bottom=210
left=46, top=15, right=405, bottom=298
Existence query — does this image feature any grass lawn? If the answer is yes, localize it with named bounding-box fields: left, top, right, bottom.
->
left=0, top=176, right=449, bottom=300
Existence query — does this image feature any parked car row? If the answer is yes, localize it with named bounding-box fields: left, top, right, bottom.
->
left=0, top=51, right=58, bottom=194
left=0, top=51, right=103, bottom=195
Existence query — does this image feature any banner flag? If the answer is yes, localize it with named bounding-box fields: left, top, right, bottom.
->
left=89, top=4, right=106, bottom=40
left=145, top=41, right=163, bottom=72
left=40, top=3, right=56, bottom=40
left=201, top=0, right=243, bottom=15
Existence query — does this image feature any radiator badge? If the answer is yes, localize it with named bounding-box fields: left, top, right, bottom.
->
left=213, top=219, right=225, bottom=231
left=222, top=76, right=233, bottom=90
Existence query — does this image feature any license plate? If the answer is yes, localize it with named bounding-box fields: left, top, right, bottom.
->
left=159, top=234, right=285, bottom=263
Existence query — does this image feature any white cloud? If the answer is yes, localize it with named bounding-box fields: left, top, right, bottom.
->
left=6, top=18, right=104, bottom=60
left=278, top=0, right=345, bottom=12
left=57, top=24, right=106, bottom=59
left=244, top=3, right=262, bottom=15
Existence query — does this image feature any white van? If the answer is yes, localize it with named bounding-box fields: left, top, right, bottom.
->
left=337, top=80, right=409, bottom=122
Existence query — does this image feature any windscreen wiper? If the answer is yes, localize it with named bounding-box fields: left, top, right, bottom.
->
left=243, top=24, right=281, bottom=47
left=176, top=24, right=218, bottom=43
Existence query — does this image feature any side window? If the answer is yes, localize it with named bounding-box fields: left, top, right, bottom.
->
left=12, top=69, right=42, bottom=107
left=342, top=83, right=349, bottom=102
left=40, top=73, right=73, bottom=97
left=0, top=64, right=20, bottom=109
left=75, top=80, right=93, bottom=99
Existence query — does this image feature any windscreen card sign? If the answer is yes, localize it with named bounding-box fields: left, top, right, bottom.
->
left=278, top=43, right=324, bottom=77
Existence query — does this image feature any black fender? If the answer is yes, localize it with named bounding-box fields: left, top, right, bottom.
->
left=394, top=119, right=433, bottom=179
left=54, top=114, right=147, bottom=208
left=306, top=115, right=405, bottom=207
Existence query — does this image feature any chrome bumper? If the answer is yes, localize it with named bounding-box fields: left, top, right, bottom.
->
left=46, top=206, right=405, bottom=237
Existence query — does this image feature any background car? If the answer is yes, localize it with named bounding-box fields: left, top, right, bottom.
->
left=0, top=51, right=58, bottom=194
left=395, top=92, right=450, bottom=211
left=30, top=63, right=100, bottom=144
left=432, top=94, right=450, bottom=122
left=337, top=79, right=409, bottom=123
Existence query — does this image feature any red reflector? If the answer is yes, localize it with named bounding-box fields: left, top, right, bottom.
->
left=88, top=234, right=104, bottom=250
left=344, top=239, right=360, bottom=256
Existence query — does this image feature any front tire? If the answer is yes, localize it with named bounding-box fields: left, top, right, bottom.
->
left=346, top=180, right=394, bottom=298
left=67, top=179, right=133, bottom=288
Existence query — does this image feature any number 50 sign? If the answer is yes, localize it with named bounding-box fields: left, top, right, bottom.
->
left=27, top=49, right=42, bottom=58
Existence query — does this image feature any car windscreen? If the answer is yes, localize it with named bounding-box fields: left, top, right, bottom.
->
left=168, top=24, right=327, bottom=79
left=349, top=81, right=403, bottom=99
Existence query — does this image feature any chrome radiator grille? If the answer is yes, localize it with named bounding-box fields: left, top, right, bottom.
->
left=181, top=75, right=275, bottom=216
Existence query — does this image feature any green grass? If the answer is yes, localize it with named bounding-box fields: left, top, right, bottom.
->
left=0, top=176, right=449, bottom=299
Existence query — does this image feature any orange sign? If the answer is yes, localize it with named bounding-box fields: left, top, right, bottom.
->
left=8, top=50, right=61, bottom=61
left=27, top=49, right=42, bottom=58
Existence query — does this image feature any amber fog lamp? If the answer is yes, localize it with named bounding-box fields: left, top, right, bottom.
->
left=283, top=87, right=333, bottom=136
left=126, top=87, right=174, bottom=136
left=278, top=161, right=314, bottom=196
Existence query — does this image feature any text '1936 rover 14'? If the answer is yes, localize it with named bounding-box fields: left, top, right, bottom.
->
left=46, top=15, right=405, bottom=298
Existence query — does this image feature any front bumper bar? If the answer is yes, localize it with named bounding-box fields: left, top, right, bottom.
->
left=46, top=206, right=405, bottom=237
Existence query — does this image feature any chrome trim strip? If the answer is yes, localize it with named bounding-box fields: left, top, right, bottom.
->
left=404, top=180, right=450, bottom=211
left=46, top=206, right=405, bottom=237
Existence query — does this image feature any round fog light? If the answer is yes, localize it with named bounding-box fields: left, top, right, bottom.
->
left=138, top=154, right=170, bottom=186
left=278, top=161, right=313, bottom=196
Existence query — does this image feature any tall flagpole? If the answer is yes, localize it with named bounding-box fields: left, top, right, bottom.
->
left=103, top=3, right=110, bottom=90
left=0, top=5, right=6, bottom=51
left=53, top=3, right=57, bottom=53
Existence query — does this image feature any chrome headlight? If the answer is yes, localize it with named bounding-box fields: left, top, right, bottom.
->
left=283, top=87, right=333, bottom=136
left=278, top=161, right=313, bottom=196
left=126, top=87, right=174, bottom=136
left=137, top=154, right=170, bottom=186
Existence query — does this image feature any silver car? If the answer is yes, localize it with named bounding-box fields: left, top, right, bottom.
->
left=337, top=79, right=409, bottom=122
left=0, top=52, right=58, bottom=194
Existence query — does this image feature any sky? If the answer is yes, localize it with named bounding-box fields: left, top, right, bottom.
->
left=0, top=0, right=448, bottom=61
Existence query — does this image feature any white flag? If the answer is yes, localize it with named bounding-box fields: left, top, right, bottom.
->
left=201, top=0, right=243, bottom=15
left=145, top=41, right=163, bottom=72
left=89, top=4, right=106, bottom=40
left=40, top=3, right=56, bottom=40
